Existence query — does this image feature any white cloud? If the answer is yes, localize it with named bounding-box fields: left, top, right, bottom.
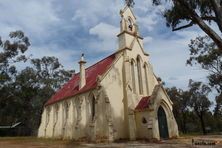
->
left=25, top=45, right=79, bottom=70
left=143, top=36, right=153, bottom=44
left=0, top=0, right=213, bottom=91
left=166, top=72, right=208, bottom=90
left=137, top=15, right=157, bottom=31
left=72, top=0, right=122, bottom=27
left=134, top=0, right=165, bottom=31
left=0, top=0, right=59, bottom=38
left=89, top=23, right=119, bottom=40
left=144, top=28, right=207, bottom=89
left=89, top=22, right=119, bottom=51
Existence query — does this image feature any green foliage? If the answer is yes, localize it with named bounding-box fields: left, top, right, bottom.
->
left=152, top=0, right=222, bottom=49
left=0, top=31, right=74, bottom=135
left=187, top=36, right=222, bottom=93
left=188, top=80, right=212, bottom=114
left=0, top=30, right=30, bottom=64
left=0, top=31, right=30, bottom=91
left=188, top=80, right=212, bottom=134
left=187, top=35, right=222, bottom=127
left=31, top=56, right=74, bottom=89
left=214, top=94, right=222, bottom=131
left=214, top=94, right=222, bottom=117
left=167, top=80, right=215, bottom=134
left=166, top=87, right=190, bottom=133
left=153, top=0, right=214, bottom=28
left=0, top=56, right=74, bottom=134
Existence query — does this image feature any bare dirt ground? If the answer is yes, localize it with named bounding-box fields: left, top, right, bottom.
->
left=0, top=135, right=221, bottom=148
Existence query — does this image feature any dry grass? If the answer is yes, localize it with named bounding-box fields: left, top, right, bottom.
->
left=0, top=135, right=221, bottom=148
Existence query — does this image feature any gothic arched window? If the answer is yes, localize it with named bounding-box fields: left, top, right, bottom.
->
left=131, top=60, right=136, bottom=93
left=46, top=107, right=51, bottom=127
left=144, top=63, right=149, bottom=95
left=54, top=104, right=59, bottom=124
left=91, top=96, right=96, bottom=121
left=64, top=102, right=69, bottom=122
left=137, top=56, right=143, bottom=94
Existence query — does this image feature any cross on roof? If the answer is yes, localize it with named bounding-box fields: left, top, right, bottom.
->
left=125, top=0, right=135, bottom=7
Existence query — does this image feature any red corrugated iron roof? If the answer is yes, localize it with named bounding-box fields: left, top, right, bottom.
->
left=135, top=96, right=151, bottom=111
left=45, top=53, right=116, bottom=106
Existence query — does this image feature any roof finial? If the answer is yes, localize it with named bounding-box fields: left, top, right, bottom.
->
left=125, top=0, right=135, bottom=7
left=80, top=53, right=85, bottom=62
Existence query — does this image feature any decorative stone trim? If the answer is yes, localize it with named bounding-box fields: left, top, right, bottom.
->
left=75, top=97, right=83, bottom=129
left=52, top=104, right=59, bottom=137
left=44, top=106, right=51, bottom=137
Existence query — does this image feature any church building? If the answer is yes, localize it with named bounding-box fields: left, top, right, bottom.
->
left=38, top=4, right=179, bottom=141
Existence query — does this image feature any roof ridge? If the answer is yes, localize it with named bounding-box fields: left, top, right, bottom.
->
left=74, top=52, right=116, bottom=75
left=45, top=52, right=117, bottom=106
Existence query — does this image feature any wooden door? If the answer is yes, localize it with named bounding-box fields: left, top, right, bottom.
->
left=158, top=106, right=169, bottom=139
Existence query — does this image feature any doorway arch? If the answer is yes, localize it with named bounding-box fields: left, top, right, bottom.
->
left=158, top=106, right=169, bottom=139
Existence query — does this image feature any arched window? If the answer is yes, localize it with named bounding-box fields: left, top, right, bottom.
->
left=54, top=104, right=59, bottom=124
left=131, top=60, right=136, bottom=93
left=90, top=95, right=96, bottom=121
left=64, top=102, right=69, bottom=122
left=137, top=56, right=143, bottom=94
left=46, top=107, right=50, bottom=126
left=144, top=64, right=149, bottom=95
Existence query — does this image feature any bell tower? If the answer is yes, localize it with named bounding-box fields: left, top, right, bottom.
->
left=117, top=2, right=143, bottom=50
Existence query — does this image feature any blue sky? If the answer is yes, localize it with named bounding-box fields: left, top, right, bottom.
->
left=0, top=0, right=210, bottom=90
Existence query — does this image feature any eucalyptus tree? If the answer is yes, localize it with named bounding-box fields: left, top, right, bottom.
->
left=152, top=0, right=222, bottom=50
left=0, top=31, right=30, bottom=126
left=166, top=87, right=190, bottom=133
left=13, top=57, right=74, bottom=134
left=0, top=31, right=30, bottom=88
left=187, top=36, right=222, bottom=92
left=188, top=80, right=212, bottom=134
left=0, top=31, right=74, bottom=135
left=187, top=35, right=222, bottom=122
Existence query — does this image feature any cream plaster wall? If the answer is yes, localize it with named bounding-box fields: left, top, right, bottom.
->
left=38, top=109, right=46, bottom=137
left=100, top=54, right=126, bottom=139
left=135, top=111, right=153, bottom=139
left=45, top=106, right=53, bottom=137
left=53, top=103, right=63, bottom=138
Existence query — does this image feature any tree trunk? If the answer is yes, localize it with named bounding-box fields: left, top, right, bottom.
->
left=177, top=0, right=222, bottom=50
left=211, top=0, right=222, bottom=33
left=182, top=113, right=187, bottom=133
left=199, top=114, right=207, bottom=134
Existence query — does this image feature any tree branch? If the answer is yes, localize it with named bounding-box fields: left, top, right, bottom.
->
left=172, top=21, right=194, bottom=31
left=172, top=16, right=217, bottom=31
left=210, top=0, right=222, bottom=32
left=176, top=0, right=222, bottom=50
left=201, top=16, right=217, bottom=21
